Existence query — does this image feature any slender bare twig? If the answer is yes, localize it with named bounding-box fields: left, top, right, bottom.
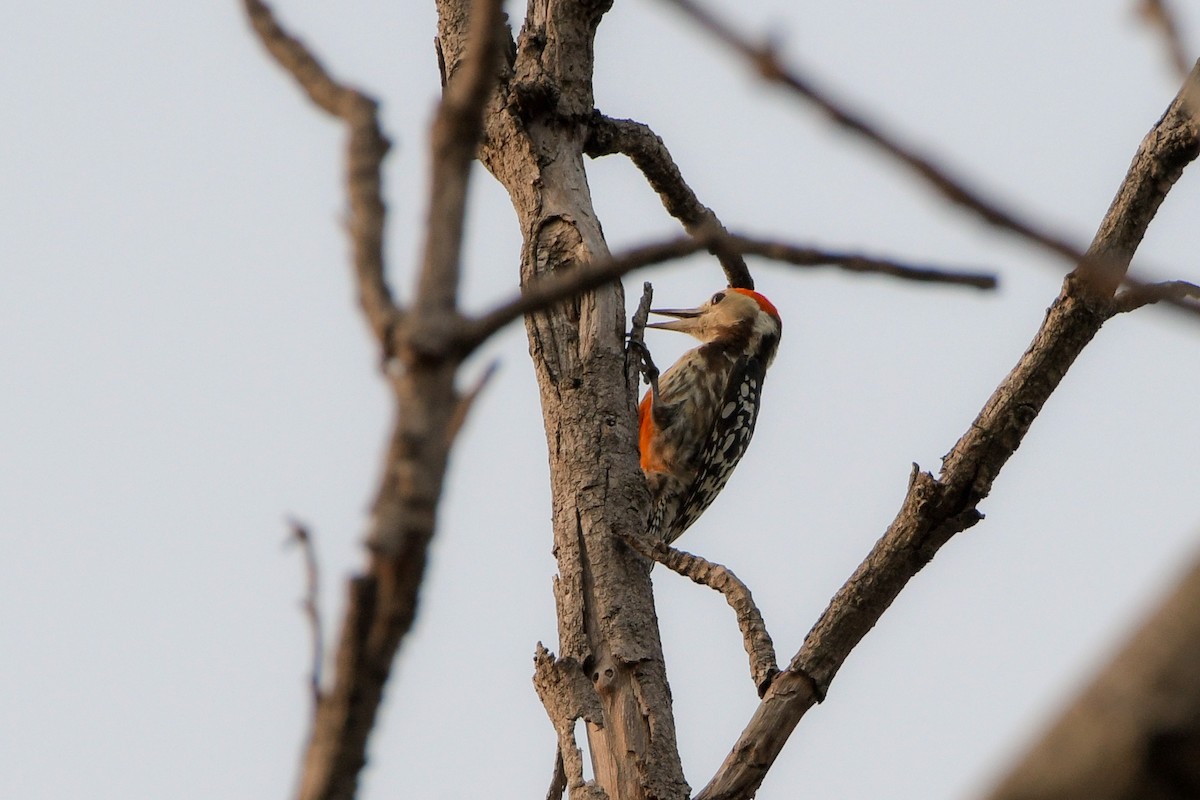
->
left=586, top=114, right=755, bottom=289
left=459, top=231, right=996, bottom=352
left=446, top=360, right=500, bottom=441
left=726, top=235, right=995, bottom=286
left=287, top=519, right=325, bottom=709
left=244, top=0, right=397, bottom=345
left=1138, top=0, right=1193, bottom=79
left=585, top=114, right=1009, bottom=297
left=697, top=59, right=1200, bottom=800
left=1112, top=279, right=1200, bottom=313
left=622, top=533, right=779, bottom=695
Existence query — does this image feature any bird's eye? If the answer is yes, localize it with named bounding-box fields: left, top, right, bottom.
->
left=711, top=291, right=726, bottom=305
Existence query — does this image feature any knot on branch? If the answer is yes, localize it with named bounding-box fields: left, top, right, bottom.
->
left=392, top=311, right=473, bottom=367
left=509, top=78, right=560, bottom=119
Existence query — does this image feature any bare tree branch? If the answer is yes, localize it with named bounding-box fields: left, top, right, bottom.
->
left=662, top=0, right=1200, bottom=318
left=585, top=114, right=755, bottom=289
left=288, top=518, right=325, bottom=710
left=445, top=359, right=500, bottom=441
left=985, top=546, right=1200, bottom=800
left=414, top=0, right=505, bottom=324
left=245, top=1, right=506, bottom=798
left=1138, top=0, right=1193, bottom=79
left=1111, top=279, right=1200, bottom=313
left=244, top=0, right=397, bottom=345
left=659, top=0, right=1095, bottom=268
left=621, top=534, right=779, bottom=696
left=727, top=235, right=996, bottom=287
left=459, top=231, right=996, bottom=352
left=697, top=58, right=1200, bottom=800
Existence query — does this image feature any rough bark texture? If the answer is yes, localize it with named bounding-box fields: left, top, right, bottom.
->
left=436, top=2, right=688, bottom=798
left=984, top=550, right=1200, bottom=800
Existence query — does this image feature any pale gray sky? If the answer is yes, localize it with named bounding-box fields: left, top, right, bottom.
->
left=2, top=2, right=1199, bottom=798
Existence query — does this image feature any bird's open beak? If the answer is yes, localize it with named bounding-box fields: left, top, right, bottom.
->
left=646, top=307, right=702, bottom=332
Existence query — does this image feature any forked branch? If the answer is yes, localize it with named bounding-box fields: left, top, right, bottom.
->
left=585, top=114, right=755, bottom=289
left=533, top=644, right=607, bottom=799
left=244, top=1, right=506, bottom=799
left=244, top=0, right=397, bottom=344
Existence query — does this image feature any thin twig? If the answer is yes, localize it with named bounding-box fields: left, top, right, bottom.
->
left=446, top=359, right=500, bottom=441
left=459, top=231, right=997, bottom=352
left=586, top=114, right=755, bottom=289
left=287, top=518, right=325, bottom=709
left=726, top=235, right=996, bottom=287
left=1137, top=0, right=1193, bottom=79
left=1111, top=279, right=1200, bottom=313
left=622, top=533, right=779, bottom=695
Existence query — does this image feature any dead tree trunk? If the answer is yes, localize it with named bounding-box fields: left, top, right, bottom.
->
left=436, top=2, right=688, bottom=798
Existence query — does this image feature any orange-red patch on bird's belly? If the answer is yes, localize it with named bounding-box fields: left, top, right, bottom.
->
left=638, top=392, right=669, bottom=473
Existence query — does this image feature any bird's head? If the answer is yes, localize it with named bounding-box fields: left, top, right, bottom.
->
left=647, top=287, right=782, bottom=363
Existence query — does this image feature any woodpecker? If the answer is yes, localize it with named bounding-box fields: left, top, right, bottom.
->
left=636, top=288, right=782, bottom=544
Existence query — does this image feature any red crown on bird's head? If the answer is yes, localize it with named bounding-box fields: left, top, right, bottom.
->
left=729, top=288, right=780, bottom=324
